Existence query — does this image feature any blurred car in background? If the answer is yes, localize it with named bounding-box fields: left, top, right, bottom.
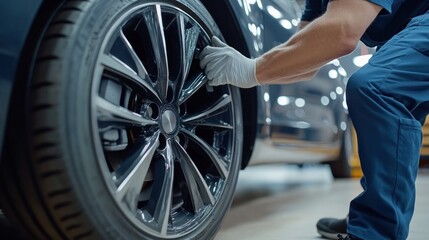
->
left=0, top=0, right=372, bottom=239
left=240, top=0, right=363, bottom=178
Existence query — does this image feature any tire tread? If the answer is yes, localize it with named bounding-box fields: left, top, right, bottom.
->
left=1, top=1, right=97, bottom=239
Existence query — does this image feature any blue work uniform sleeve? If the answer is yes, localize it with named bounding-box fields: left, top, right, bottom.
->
left=301, top=0, right=325, bottom=21
left=301, top=0, right=393, bottom=23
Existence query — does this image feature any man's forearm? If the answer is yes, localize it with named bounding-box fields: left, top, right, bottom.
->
left=199, top=0, right=382, bottom=88
left=256, top=0, right=382, bottom=85
left=256, top=16, right=355, bottom=85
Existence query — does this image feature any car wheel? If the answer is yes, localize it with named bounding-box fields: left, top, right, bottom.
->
left=0, top=0, right=243, bottom=239
left=329, top=120, right=353, bottom=178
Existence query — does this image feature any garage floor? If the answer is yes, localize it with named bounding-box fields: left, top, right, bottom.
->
left=216, top=165, right=429, bottom=240
left=1, top=165, right=427, bottom=239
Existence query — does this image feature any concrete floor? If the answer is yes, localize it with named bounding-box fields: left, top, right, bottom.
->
left=216, top=165, right=429, bottom=240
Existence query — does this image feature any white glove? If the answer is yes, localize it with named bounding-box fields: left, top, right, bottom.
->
left=199, top=36, right=260, bottom=88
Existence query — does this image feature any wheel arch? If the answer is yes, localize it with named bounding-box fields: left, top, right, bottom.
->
left=199, top=0, right=257, bottom=169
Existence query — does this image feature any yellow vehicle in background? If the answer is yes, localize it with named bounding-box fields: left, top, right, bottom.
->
left=421, top=116, right=429, bottom=164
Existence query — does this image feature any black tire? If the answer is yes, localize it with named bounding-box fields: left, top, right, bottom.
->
left=0, top=0, right=243, bottom=239
left=329, top=120, right=353, bottom=179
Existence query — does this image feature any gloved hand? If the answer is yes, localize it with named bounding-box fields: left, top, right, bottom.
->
left=199, top=36, right=260, bottom=88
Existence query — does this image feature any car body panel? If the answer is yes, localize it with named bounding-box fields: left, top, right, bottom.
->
left=0, top=0, right=45, bottom=156
left=0, top=0, right=65, bottom=158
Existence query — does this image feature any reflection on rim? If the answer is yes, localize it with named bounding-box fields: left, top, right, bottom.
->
left=91, top=2, right=236, bottom=238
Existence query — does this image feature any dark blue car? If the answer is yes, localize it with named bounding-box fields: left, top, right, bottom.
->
left=0, top=0, right=353, bottom=239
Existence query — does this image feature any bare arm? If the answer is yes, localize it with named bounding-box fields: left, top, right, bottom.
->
left=291, top=20, right=319, bottom=82
left=256, top=0, right=382, bottom=85
left=296, top=20, right=310, bottom=32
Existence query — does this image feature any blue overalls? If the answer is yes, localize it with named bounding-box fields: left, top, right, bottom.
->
left=303, top=1, right=429, bottom=239
left=347, top=10, right=429, bottom=240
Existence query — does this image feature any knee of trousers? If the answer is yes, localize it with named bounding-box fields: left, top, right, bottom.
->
left=346, top=70, right=378, bottom=111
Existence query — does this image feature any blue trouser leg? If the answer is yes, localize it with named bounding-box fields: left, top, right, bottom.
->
left=346, top=12, right=429, bottom=240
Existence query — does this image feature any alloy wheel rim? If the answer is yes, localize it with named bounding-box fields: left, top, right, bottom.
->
left=90, top=2, right=236, bottom=238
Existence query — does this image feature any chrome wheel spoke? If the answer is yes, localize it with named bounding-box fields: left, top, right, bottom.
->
left=96, top=96, right=157, bottom=126
left=175, top=14, right=201, bottom=99
left=100, top=54, right=160, bottom=102
left=143, top=5, right=169, bottom=101
left=152, top=139, right=175, bottom=235
left=113, top=132, right=160, bottom=210
left=181, top=129, right=228, bottom=179
left=179, top=74, right=207, bottom=104
left=187, top=121, right=233, bottom=129
left=174, top=140, right=215, bottom=209
left=118, top=30, right=151, bottom=84
left=183, top=94, right=231, bottom=123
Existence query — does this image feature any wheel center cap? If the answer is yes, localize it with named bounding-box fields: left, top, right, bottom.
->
left=161, top=109, right=178, bottom=134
